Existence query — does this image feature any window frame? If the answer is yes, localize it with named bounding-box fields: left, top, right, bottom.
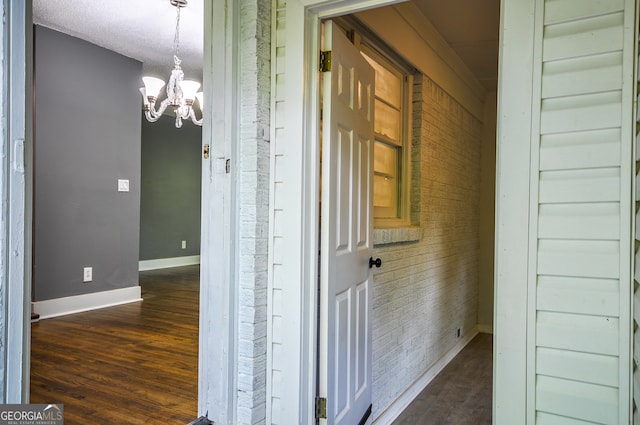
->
left=356, top=34, right=414, bottom=228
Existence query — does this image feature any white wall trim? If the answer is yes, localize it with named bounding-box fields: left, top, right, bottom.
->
left=138, top=255, right=200, bottom=271
left=372, top=327, right=480, bottom=425
left=32, top=286, right=142, bottom=320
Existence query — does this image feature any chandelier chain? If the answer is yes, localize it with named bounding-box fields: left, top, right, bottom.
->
left=173, top=4, right=181, bottom=61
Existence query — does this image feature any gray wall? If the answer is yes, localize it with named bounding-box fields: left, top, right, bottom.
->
left=33, top=25, right=142, bottom=302
left=139, top=115, right=201, bottom=260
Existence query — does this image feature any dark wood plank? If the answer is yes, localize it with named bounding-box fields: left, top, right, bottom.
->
left=392, top=333, right=493, bottom=425
left=30, top=265, right=200, bottom=425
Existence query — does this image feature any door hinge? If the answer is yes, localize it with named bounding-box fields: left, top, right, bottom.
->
left=320, top=50, right=332, bottom=72
left=315, top=396, right=327, bottom=419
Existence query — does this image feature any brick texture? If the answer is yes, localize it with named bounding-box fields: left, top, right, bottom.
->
left=237, top=0, right=271, bottom=424
left=371, top=74, right=482, bottom=418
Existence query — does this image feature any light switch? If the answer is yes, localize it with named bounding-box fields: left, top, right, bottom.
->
left=118, top=179, right=130, bottom=192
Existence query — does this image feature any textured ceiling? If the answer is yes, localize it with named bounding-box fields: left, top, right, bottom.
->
left=32, top=0, right=204, bottom=82
left=32, top=0, right=499, bottom=92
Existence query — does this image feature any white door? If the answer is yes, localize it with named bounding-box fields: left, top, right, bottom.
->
left=318, top=20, right=375, bottom=425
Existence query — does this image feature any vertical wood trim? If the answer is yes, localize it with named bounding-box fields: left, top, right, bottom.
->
left=277, top=2, right=307, bottom=423
left=632, top=3, right=640, bottom=422
left=266, top=1, right=278, bottom=422
left=526, top=0, right=545, bottom=421
left=198, top=0, right=239, bottom=422
left=494, top=0, right=537, bottom=423
left=620, top=1, right=637, bottom=421
left=3, top=0, right=30, bottom=403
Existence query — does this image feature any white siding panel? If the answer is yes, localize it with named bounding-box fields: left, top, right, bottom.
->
left=635, top=287, right=640, bottom=327
left=537, top=311, right=619, bottom=356
left=539, top=168, right=620, bottom=204
left=635, top=364, right=640, bottom=406
left=543, top=12, right=624, bottom=62
left=544, top=0, right=625, bottom=25
left=635, top=249, right=640, bottom=283
left=542, top=52, right=623, bottom=99
left=540, top=91, right=622, bottom=135
left=537, top=411, right=604, bottom=425
left=537, top=276, right=619, bottom=317
left=531, top=0, right=634, bottom=422
left=633, top=245, right=640, bottom=282
left=537, top=347, right=619, bottom=387
left=539, top=129, right=621, bottom=171
left=538, top=203, right=619, bottom=240
left=537, top=239, right=619, bottom=279
left=635, top=326, right=640, bottom=365
left=537, top=376, right=619, bottom=424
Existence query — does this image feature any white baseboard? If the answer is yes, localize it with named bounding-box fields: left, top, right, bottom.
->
left=138, top=255, right=200, bottom=271
left=478, top=324, right=493, bottom=334
left=372, top=326, right=479, bottom=425
left=33, top=286, right=142, bottom=320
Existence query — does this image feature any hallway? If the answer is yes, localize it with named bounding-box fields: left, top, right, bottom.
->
left=392, top=333, right=493, bottom=425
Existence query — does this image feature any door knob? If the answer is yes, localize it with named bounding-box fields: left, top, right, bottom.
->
left=369, top=257, right=382, bottom=268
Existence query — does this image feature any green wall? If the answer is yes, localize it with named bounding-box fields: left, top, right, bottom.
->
left=139, top=115, right=202, bottom=261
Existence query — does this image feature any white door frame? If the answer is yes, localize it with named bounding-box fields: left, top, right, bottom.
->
left=269, top=1, right=405, bottom=424
left=3, top=0, right=32, bottom=403
left=198, top=0, right=240, bottom=423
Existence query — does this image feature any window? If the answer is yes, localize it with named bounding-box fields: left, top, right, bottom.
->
left=332, top=18, right=418, bottom=236
left=359, top=45, right=413, bottom=227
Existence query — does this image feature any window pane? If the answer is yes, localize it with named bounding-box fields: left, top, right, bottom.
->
left=374, top=141, right=399, bottom=216
left=374, top=141, right=398, bottom=177
left=374, top=99, right=401, bottom=144
left=362, top=52, right=402, bottom=109
left=374, top=174, right=397, bottom=210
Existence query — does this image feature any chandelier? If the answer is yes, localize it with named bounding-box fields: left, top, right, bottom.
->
left=139, top=0, right=202, bottom=128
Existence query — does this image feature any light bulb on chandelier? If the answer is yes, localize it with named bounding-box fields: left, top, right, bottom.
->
left=139, top=0, right=202, bottom=128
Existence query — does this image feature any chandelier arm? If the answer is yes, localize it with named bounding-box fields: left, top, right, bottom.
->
left=189, top=108, right=203, bottom=126
left=153, top=98, right=171, bottom=117
left=143, top=98, right=171, bottom=123
left=144, top=110, right=163, bottom=123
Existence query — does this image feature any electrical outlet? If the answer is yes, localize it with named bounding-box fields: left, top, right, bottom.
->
left=83, top=267, right=93, bottom=283
left=117, top=179, right=130, bottom=192
left=181, top=240, right=187, bottom=249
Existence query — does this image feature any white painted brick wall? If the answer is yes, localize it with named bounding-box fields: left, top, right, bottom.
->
left=237, top=0, right=271, bottom=424
left=371, top=74, right=482, bottom=418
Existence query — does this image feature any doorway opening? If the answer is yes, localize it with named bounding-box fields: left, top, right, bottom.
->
left=27, top=2, right=204, bottom=422
left=311, top=1, right=498, bottom=423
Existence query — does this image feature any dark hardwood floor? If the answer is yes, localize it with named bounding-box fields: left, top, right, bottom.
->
left=392, top=333, right=493, bottom=425
left=30, top=265, right=200, bottom=425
